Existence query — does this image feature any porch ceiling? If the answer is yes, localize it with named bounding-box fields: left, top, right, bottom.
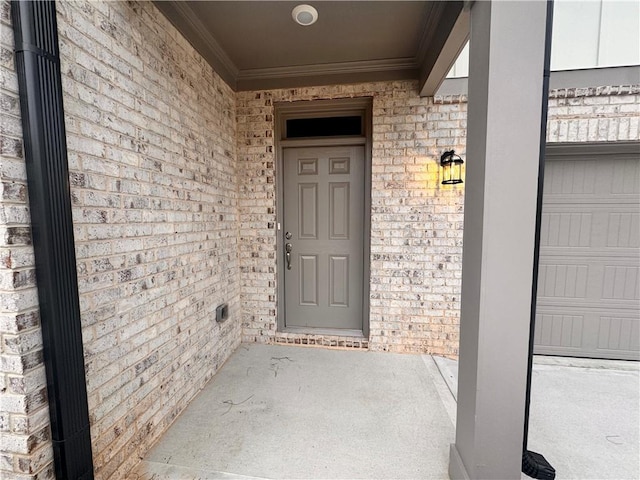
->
left=153, top=1, right=468, bottom=95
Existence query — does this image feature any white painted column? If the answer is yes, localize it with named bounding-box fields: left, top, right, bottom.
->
left=449, top=1, right=549, bottom=479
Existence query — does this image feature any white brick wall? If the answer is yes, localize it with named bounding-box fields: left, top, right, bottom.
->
left=1, top=0, right=638, bottom=477
left=237, top=83, right=639, bottom=357
left=237, top=82, right=640, bottom=356
left=0, top=1, right=54, bottom=478
left=3, top=1, right=242, bottom=478
left=54, top=1, right=242, bottom=477
left=237, top=83, right=466, bottom=356
left=547, top=86, right=639, bottom=142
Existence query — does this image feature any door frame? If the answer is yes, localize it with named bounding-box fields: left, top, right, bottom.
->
left=274, top=98, right=373, bottom=337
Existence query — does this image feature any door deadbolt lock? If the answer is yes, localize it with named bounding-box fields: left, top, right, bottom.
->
left=285, top=231, right=292, bottom=240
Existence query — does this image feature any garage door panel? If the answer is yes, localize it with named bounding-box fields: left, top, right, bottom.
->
left=598, top=316, right=640, bottom=352
left=611, top=157, right=640, bottom=195
left=545, top=157, right=639, bottom=197
left=535, top=308, right=640, bottom=360
left=607, top=212, right=640, bottom=247
left=545, top=159, right=597, bottom=195
left=541, top=212, right=592, bottom=247
left=538, top=261, right=617, bottom=302
left=538, top=263, right=588, bottom=298
left=535, top=143, right=640, bottom=360
left=542, top=208, right=637, bottom=249
left=535, top=313, right=584, bottom=349
left=602, top=265, right=639, bottom=300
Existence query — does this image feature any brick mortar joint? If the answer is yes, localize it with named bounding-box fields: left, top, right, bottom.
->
left=0, top=304, right=41, bottom=315
left=0, top=287, right=39, bottom=298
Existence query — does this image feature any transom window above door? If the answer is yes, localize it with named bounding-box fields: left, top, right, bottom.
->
left=285, top=116, right=363, bottom=139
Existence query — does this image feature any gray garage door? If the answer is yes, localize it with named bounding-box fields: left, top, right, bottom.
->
left=534, top=142, right=640, bottom=361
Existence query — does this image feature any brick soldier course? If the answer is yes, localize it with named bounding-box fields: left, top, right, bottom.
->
left=1, top=1, right=638, bottom=479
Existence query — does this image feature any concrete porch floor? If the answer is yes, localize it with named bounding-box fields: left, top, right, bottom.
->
left=131, top=344, right=456, bottom=479
left=130, top=344, right=639, bottom=480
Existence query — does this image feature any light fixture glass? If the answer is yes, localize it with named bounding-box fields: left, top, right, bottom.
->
left=292, top=4, right=318, bottom=26
left=440, top=150, right=464, bottom=185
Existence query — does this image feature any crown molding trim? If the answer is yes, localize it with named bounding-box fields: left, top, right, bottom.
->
left=153, top=1, right=239, bottom=88
left=236, top=65, right=419, bottom=92
left=153, top=1, right=463, bottom=93
left=237, top=57, right=419, bottom=81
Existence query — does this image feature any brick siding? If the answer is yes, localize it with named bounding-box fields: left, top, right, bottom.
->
left=1, top=0, right=638, bottom=477
left=237, top=84, right=639, bottom=357
left=547, top=86, right=640, bottom=142
left=237, top=83, right=466, bottom=356
left=56, top=1, right=242, bottom=478
left=2, top=1, right=242, bottom=478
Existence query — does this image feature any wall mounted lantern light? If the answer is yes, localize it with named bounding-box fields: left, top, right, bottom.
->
left=440, top=150, right=464, bottom=185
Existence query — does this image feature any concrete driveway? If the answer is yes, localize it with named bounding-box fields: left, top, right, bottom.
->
left=435, top=355, right=640, bottom=480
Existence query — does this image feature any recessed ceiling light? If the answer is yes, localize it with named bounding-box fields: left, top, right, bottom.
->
left=292, top=4, right=318, bottom=26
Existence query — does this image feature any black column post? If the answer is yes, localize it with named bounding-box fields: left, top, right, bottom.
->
left=522, top=1, right=556, bottom=479
left=11, top=1, right=94, bottom=478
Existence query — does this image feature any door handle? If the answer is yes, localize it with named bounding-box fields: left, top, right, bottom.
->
left=285, top=243, right=292, bottom=270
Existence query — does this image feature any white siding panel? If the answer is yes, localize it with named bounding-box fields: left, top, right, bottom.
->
left=599, top=0, right=640, bottom=67
left=550, top=1, right=601, bottom=69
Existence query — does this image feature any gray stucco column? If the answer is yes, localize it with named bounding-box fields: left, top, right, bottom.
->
left=449, top=1, right=549, bottom=479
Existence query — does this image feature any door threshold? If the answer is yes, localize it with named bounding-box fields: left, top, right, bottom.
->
left=282, top=326, right=365, bottom=338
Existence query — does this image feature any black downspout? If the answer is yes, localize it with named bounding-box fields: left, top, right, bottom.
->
left=11, top=1, right=94, bottom=478
left=522, top=1, right=556, bottom=479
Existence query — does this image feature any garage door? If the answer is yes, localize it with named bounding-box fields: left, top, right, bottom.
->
left=534, top=142, right=640, bottom=360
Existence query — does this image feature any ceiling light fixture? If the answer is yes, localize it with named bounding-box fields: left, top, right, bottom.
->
left=292, top=4, right=318, bottom=26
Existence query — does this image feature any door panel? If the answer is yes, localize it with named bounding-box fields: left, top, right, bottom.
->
left=329, top=183, right=350, bottom=239
left=299, top=255, right=318, bottom=305
left=283, top=146, right=364, bottom=330
left=329, top=255, right=349, bottom=307
left=299, top=184, right=318, bottom=238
